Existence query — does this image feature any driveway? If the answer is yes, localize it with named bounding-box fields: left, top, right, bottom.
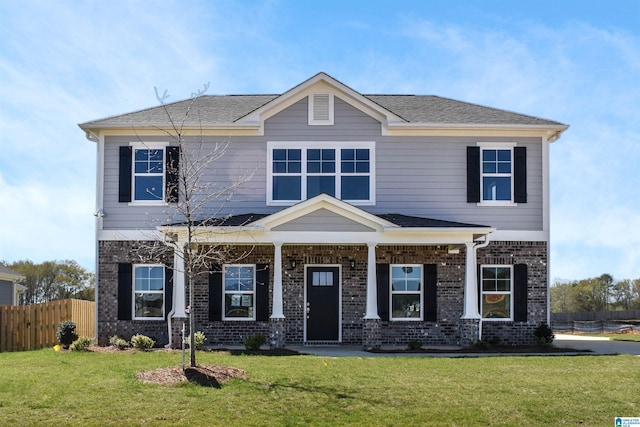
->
left=555, top=334, right=640, bottom=355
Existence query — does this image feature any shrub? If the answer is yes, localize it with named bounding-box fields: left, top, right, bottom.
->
left=184, top=331, right=207, bottom=349
left=408, top=340, right=423, bottom=350
left=534, top=322, right=555, bottom=345
left=130, top=334, right=155, bottom=351
left=109, top=335, right=130, bottom=350
left=245, top=334, right=266, bottom=351
left=70, top=336, right=92, bottom=352
left=194, top=331, right=206, bottom=350
left=56, top=321, right=78, bottom=349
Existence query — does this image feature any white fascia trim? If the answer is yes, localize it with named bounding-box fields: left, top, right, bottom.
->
left=0, top=272, right=25, bottom=282
left=240, top=74, right=404, bottom=128
left=490, top=230, right=549, bottom=241
left=98, top=229, right=164, bottom=241
left=255, top=193, right=393, bottom=231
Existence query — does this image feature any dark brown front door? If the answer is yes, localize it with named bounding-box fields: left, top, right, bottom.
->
left=305, top=266, right=340, bottom=341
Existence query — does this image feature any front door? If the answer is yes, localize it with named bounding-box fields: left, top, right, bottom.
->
left=305, top=266, right=340, bottom=342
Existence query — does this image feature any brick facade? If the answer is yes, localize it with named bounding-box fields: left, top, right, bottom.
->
left=97, top=240, right=547, bottom=348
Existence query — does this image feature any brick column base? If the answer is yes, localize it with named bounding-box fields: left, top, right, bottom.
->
left=269, top=318, right=286, bottom=349
left=459, top=318, right=480, bottom=347
left=169, top=318, right=188, bottom=349
left=362, top=318, right=382, bottom=350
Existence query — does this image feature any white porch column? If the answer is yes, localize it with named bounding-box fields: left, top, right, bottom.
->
left=462, top=242, right=481, bottom=319
left=270, top=241, right=285, bottom=319
left=364, top=242, right=380, bottom=319
left=172, top=248, right=187, bottom=318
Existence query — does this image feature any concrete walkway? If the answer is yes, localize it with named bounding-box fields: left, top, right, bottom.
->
left=554, top=334, right=640, bottom=356
left=284, top=335, right=640, bottom=358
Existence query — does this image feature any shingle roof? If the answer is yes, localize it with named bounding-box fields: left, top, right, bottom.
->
left=367, top=95, right=563, bottom=126
left=170, top=212, right=489, bottom=229
left=376, top=213, right=490, bottom=228
left=80, top=93, right=564, bottom=129
left=0, top=264, right=23, bottom=278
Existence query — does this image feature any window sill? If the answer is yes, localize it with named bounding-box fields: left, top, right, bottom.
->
left=390, top=317, right=424, bottom=322
left=477, top=201, right=518, bottom=207
left=128, top=201, right=169, bottom=207
left=481, top=318, right=514, bottom=322
left=222, top=318, right=256, bottom=322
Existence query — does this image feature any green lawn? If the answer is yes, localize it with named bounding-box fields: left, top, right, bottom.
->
left=1, top=349, right=638, bottom=426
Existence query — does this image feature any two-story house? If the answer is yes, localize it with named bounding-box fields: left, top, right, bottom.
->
left=80, top=73, right=567, bottom=349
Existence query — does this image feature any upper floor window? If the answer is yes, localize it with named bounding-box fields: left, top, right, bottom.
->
left=268, top=142, right=375, bottom=205
left=467, top=143, right=526, bottom=205
left=223, top=265, right=256, bottom=320
left=390, top=265, right=423, bottom=321
left=134, top=148, right=165, bottom=201
left=481, top=148, right=512, bottom=202
left=480, top=265, right=513, bottom=320
left=133, top=265, right=164, bottom=320
left=118, top=143, right=179, bottom=204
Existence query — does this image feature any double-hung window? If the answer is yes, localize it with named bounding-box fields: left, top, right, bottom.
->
left=481, top=147, right=513, bottom=202
left=134, top=148, right=165, bottom=202
left=223, top=265, right=256, bottom=320
left=133, top=265, right=164, bottom=319
left=390, top=265, right=423, bottom=320
left=268, top=142, right=374, bottom=205
left=481, top=265, right=513, bottom=320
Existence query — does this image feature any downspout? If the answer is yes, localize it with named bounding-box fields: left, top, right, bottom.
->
left=473, top=236, right=491, bottom=342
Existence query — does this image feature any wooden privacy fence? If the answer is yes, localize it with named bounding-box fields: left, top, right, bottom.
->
left=0, top=299, right=95, bottom=352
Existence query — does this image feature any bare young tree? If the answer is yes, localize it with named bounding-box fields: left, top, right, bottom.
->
left=134, top=85, right=255, bottom=367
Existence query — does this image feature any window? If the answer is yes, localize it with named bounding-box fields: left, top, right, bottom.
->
left=481, top=265, right=513, bottom=320
left=481, top=148, right=512, bottom=202
left=223, top=265, right=255, bottom=320
left=390, top=265, right=422, bottom=320
left=133, top=265, right=164, bottom=319
left=134, top=148, right=165, bottom=201
left=268, top=142, right=374, bottom=205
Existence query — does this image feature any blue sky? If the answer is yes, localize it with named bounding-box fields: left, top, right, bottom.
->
left=0, top=0, right=638, bottom=282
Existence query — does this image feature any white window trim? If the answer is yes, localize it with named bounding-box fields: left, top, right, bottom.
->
left=129, top=141, right=170, bottom=206
left=390, top=264, right=424, bottom=322
left=222, top=264, right=256, bottom=321
left=476, top=142, right=518, bottom=207
left=132, top=264, right=165, bottom=321
left=308, top=93, right=334, bottom=125
left=267, top=141, right=376, bottom=206
left=480, top=264, right=514, bottom=322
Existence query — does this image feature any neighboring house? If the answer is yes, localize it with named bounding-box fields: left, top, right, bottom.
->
left=80, top=73, right=568, bottom=348
left=0, top=264, right=26, bottom=305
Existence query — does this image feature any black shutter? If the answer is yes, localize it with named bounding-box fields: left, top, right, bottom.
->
left=208, top=264, right=222, bottom=321
left=376, top=264, right=390, bottom=321
left=118, top=146, right=132, bottom=202
left=514, top=146, right=527, bottom=203
left=164, top=267, right=173, bottom=318
left=467, top=146, right=481, bottom=203
left=255, top=264, right=270, bottom=321
left=117, top=263, right=132, bottom=320
left=513, top=263, right=528, bottom=322
left=165, top=146, right=180, bottom=203
left=424, top=264, right=438, bottom=322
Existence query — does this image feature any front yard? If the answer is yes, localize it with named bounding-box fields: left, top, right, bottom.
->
left=0, top=348, right=638, bottom=426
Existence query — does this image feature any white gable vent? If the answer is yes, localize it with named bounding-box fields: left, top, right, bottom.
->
left=308, top=93, right=334, bottom=125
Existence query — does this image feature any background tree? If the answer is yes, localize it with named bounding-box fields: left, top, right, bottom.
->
left=134, top=85, right=255, bottom=367
left=7, top=259, right=94, bottom=304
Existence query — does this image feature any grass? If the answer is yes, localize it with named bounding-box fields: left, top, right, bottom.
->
left=1, top=349, right=639, bottom=426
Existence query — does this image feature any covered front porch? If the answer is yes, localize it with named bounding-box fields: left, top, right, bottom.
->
left=162, top=194, right=494, bottom=348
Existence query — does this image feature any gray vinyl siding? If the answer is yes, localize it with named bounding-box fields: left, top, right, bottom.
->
left=101, top=96, right=543, bottom=231
left=0, top=280, right=13, bottom=305
left=272, top=208, right=376, bottom=232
